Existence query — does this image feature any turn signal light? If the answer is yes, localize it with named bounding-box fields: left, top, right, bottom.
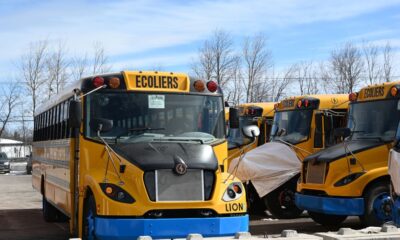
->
left=349, top=92, right=358, bottom=102
left=92, top=76, right=105, bottom=88
left=391, top=87, right=398, bottom=97
left=206, top=81, right=218, bottom=92
left=193, top=80, right=205, bottom=92
left=105, top=186, right=113, bottom=195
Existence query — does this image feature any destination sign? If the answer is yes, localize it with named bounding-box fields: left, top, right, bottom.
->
left=123, top=71, right=189, bottom=92
left=281, top=99, right=295, bottom=108
left=364, top=86, right=385, bottom=98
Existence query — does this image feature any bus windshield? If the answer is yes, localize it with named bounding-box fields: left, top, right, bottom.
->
left=271, top=109, right=313, bottom=144
left=348, top=99, right=400, bottom=142
left=85, top=92, right=225, bottom=143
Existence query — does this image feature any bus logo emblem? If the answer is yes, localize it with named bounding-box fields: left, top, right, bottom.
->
left=175, top=163, right=187, bottom=175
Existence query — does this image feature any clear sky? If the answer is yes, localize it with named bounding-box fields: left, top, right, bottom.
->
left=1, top=0, right=400, bottom=78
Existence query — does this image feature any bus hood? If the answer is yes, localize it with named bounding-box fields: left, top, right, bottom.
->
left=110, top=142, right=218, bottom=171
left=304, top=140, right=385, bottom=163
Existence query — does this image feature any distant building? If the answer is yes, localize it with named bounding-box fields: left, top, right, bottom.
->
left=0, top=138, right=31, bottom=159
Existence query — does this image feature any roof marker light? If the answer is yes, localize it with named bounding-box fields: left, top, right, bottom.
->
left=193, top=80, right=205, bottom=92
left=391, top=86, right=398, bottom=97
left=297, top=100, right=302, bottom=108
left=92, top=76, right=105, bottom=88
left=349, top=92, right=358, bottom=102
left=206, top=81, right=218, bottom=92
left=108, top=77, right=120, bottom=89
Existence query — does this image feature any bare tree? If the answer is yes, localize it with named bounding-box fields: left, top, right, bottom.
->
left=19, top=40, right=48, bottom=118
left=242, top=33, right=273, bottom=102
left=46, top=41, right=70, bottom=99
left=296, top=61, right=319, bottom=95
left=225, top=56, right=243, bottom=105
left=0, top=83, right=20, bottom=137
left=92, top=42, right=111, bottom=74
left=362, top=41, right=381, bottom=84
left=191, top=30, right=235, bottom=87
left=191, top=40, right=215, bottom=82
left=71, top=54, right=89, bottom=81
left=329, top=42, right=364, bottom=93
left=269, top=65, right=296, bottom=102
left=383, top=42, right=394, bottom=82
left=210, top=30, right=236, bottom=86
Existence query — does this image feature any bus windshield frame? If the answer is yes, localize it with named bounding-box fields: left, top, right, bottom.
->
left=271, top=109, right=313, bottom=145
left=84, top=92, right=226, bottom=144
left=348, top=99, right=400, bottom=142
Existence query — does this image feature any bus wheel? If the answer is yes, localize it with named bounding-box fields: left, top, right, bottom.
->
left=247, top=182, right=267, bottom=215
left=42, top=196, right=58, bottom=222
left=83, top=195, right=97, bottom=240
left=263, top=176, right=303, bottom=219
left=360, top=181, right=392, bottom=226
left=309, top=211, right=347, bottom=226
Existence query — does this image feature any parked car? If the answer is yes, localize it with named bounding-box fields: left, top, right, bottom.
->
left=0, top=152, right=10, bottom=174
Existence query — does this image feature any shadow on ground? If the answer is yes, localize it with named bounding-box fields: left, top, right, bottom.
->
left=0, top=209, right=69, bottom=240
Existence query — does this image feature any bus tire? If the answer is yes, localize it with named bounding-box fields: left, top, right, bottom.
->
left=263, top=176, right=303, bottom=219
left=247, top=182, right=267, bottom=215
left=82, top=194, right=97, bottom=240
left=360, top=181, right=392, bottom=226
left=43, top=196, right=58, bottom=222
left=309, top=211, right=347, bottom=226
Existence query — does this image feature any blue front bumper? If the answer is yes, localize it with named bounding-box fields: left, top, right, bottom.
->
left=295, top=193, right=364, bottom=215
left=94, top=215, right=249, bottom=240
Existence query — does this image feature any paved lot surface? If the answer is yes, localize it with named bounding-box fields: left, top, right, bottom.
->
left=0, top=171, right=363, bottom=239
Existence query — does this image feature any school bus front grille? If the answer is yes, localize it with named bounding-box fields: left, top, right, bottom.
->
left=305, top=160, right=327, bottom=184
left=144, top=169, right=215, bottom=202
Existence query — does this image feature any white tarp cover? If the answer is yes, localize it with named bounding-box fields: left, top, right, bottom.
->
left=389, top=149, right=400, bottom=195
left=228, top=142, right=301, bottom=198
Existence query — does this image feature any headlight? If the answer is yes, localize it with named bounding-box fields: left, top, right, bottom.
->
left=222, top=182, right=243, bottom=202
left=3, top=161, right=9, bottom=165
left=334, top=172, right=364, bottom=187
left=99, top=183, right=135, bottom=203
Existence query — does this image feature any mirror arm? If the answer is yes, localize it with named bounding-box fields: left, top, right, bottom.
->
left=77, top=85, right=106, bottom=100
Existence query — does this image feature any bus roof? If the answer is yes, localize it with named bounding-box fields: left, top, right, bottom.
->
left=356, top=80, right=400, bottom=102
left=35, top=71, right=222, bottom=116
left=276, top=94, right=349, bottom=111
left=239, top=102, right=275, bottom=117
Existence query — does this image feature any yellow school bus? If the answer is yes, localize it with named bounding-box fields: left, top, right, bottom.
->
left=32, top=71, right=249, bottom=239
left=296, top=82, right=400, bottom=226
left=260, top=94, right=349, bottom=218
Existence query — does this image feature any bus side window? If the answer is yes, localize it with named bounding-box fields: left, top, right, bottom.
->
left=314, top=113, right=323, bottom=148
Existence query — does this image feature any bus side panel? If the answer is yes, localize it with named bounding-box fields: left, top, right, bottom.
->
left=33, top=140, right=72, bottom=216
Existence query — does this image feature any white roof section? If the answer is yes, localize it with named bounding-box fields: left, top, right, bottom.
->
left=0, top=138, right=23, bottom=144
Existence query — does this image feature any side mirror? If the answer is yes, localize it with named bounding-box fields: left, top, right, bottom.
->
left=90, top=118, right=113, bottom=133
left=334, top=127, right=351, bottom=138
left=69, top=100, right=82, bottom=129
left=242, top=125, right=260, bottom=138
left=229, top=107, right=240, bottom=129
